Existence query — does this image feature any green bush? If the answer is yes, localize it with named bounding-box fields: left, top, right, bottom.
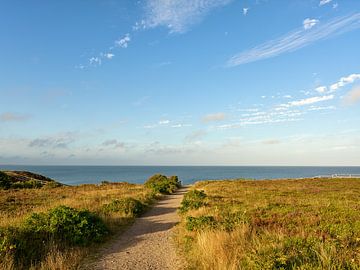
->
left=179, top=190, right=207, bottom=213
left=144, top=174, right=181, bottom=194
left=24, top=205, right=108, bottom=246
left=12, top=180, right=43, bottom=189
left=0, top=171, right=11, bottom=189
left=102, top=198, right=145, bottom=216
left=0, top=206, right=108, bottom=267
left=186, top=216, right=216, bottom=231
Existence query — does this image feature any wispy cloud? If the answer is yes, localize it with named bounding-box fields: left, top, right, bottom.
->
left=28, top=133, right=76, bottom=149
left=285, top=95, right=334, bottom=107
left=319, top=0, right=332, bottom=6
left=102, top=139, right=126, bottom=149
left=303, top=18, right=319, bottom=30
left=202, top=112, right=226, bottom=122
left=329, top=73, right=360, bottom=92
left=0, top=112, right=31, bottom=122
left=143, top=0, right=233, bottom=33
left=184, top=130, right=207, bottom=143
left=227, top=13, right=360, bottom=67
left=343, top=85, right=360, bottom=105
left=115, top=33, right=131, bottom=48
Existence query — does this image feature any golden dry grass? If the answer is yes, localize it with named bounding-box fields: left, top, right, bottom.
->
left=176, top=178, right=360, bottom=269
left=0, top=182, right=154, bottom=269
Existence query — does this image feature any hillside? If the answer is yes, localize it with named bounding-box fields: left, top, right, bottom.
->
left=0, top=170, right=62, bottom=189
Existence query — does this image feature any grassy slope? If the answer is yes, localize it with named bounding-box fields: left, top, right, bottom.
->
left=0, top=181, right=154, bottom=269
left=176, top=178, right=360, bottom=269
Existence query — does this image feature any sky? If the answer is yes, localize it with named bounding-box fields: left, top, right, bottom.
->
left=1, top=0, right=360, bottom=166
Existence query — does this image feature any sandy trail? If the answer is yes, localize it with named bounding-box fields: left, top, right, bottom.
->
left=86, top=187, right=188, bottom=270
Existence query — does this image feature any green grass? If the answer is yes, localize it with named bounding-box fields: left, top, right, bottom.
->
left=176, top=178, right=360, bottom=269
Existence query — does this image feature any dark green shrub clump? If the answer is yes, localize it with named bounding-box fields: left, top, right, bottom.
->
left=144, top=174, right=181, bottom=194
left=186, top=216, right=216, bottom=231
left=0, top=206, right=108, bottom=267
left=12, top=179, right=43, bottom=189
left=102, top=198, right=145, bottom=216
left=0, top=171, right=11, bottom=189
left=179, top=190, right=207, bottom=213
left=24, top=205, right=108, bottom=246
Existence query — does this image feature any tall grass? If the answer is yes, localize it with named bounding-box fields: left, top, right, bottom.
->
left=0, top=182, right=155, bottom=269
left=176, top=178, right=360, bottom=269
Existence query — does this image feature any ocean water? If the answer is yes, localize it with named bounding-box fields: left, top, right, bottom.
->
left=1, top=165, right=360, bottom=186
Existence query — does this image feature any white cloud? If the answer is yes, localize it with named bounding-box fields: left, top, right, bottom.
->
left=343, top=85, right=360, bottom=105
left=333, top=3, right=338, bottom=9
left=287, top=95, right=334, bottom=107
left=202, top=112, right=226, bottom=122
left=329, top=74, right=360, bottom=92
left=227, top=13, right=360, bottom=67
left=243, top=7, right=249, bottom=16
left=89, top=57, right=101, bottom=66
left=144, top=0, right=233, bottom=33
left=315, top=86, right=327, bottom=93
left=303, top=18, right=319, bottom=30
left=115, top=34, right=131, bottom=48
left=103, top=53, right=115, bottom=59
left=159, top=120, right=170, bottom=125
left=319, top=0, right=332, bottom=6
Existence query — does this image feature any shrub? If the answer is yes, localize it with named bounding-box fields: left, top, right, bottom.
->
left=179, top=190, right=207, bottom=213
left=186, top=216, right=216, bottom=231
left=12, top=180, right=43, bottom=189
left=102, top=198, right=145, bottom=216
left=0, top=172, right=11, bottom=189
left=144, top=174, right=181, bottom=194
left=24, top=205, right=108, bottom=246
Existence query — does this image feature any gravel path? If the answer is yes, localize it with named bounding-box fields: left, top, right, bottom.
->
left=86, top=187, right=188, bottom=270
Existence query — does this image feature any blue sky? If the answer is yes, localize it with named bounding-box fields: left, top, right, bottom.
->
left=1, top=0, right=360, bottom=165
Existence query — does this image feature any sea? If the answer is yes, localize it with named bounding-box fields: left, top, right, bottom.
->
left=1, top=165, right=360, bottom=186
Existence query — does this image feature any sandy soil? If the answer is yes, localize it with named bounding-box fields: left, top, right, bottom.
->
left=85, top=187, right=188, bottom=270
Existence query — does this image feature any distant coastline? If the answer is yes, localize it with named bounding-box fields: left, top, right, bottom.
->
left=1, top=165, right=360, bottom=186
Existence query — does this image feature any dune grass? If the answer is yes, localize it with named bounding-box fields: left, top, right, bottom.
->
left=176, top=178, right=360, bottom=269
left=0, top=182, right=155, bottom=269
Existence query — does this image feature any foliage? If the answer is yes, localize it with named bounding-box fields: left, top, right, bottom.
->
left=0, top=179, right=154, bottom=269
left=179, top=190, right=206, bottom=213
left=102, top=198, right=145, bottom=216
left=0, top=171, right=11, bottom=189
left=186, top=216, right=216, bottom=231
left=144, top=174, right=181, bottom=194
left=0, top=206, right=108, bottom=267
left=11, top=179, right=43, bottom=189
left=176, top=178, right=360, bottom=269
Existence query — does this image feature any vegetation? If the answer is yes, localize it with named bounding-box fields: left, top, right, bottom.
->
left=144, top=174, right=181, bottom=194
left=179, top=189, right=207, bottom=213
left=102, top=198, right=146, bottom=216
left=0, top=179, right=155, bottom=269
left=176, top=178, right=360, bottom=269
left=0, top=171, right=62, bottom=190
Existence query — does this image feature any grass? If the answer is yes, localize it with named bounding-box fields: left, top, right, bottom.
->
left=0, top=181, right=155, bottom=269
left=176, top=178, right=360, bottom=269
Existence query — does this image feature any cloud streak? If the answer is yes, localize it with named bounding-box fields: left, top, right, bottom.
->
left=227, top=13, right=360, bottom=67
left=144, top=0, right=233, bottom=33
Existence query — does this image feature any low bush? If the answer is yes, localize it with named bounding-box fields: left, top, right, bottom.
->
left=179, top=190, right=207, bottom=213
left=12, top=179, right=43, bottom=189
left=186, top=216, right=216, bottom=231
left=144, top=174, right=181, bottom=194
left=102, top=198, right=145, bottom=216
left=0, top=206, right=108, bottom=267
left=0, top=172, right=11, bottom=189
